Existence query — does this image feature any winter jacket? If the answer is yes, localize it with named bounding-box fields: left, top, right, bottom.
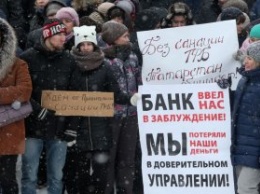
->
left=0, top=18, right=32, bottom=155
left=67, top=47, right=131, bottom=151
left=103, top=44, right=141, bottom=118
left=20, top=39, right=76, bottom=140
left=231, top=67, right=260, bottom=169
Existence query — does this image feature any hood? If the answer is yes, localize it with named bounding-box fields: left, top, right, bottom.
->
left=0, top=18, right=17, bottom=82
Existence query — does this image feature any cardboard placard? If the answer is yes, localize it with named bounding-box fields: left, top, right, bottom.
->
left=41, top=90, right=114, bottom=117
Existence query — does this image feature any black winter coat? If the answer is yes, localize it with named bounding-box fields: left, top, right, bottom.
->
left=67, top=47, right=131, bottom=151
left=20, top=41, right=76, bottom=139
left=231, top=67, right=260, bottom=169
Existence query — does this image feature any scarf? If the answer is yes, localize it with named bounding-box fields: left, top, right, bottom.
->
left=71, top=46, right=104, bottom=71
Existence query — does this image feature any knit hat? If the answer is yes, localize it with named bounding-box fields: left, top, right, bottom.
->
left=74, top=25, right=97, bottom=47
left=97, top=2, right=115, bottom=18
left=89, top=10, right=105, bottom=25
left=115, top=0, right=135, bottom=16
left=44, top=0, right=66, bottom=17
left=42, top=18, right=66, bottom=40
left=247, top=41, right=260, bottom=62
left=220, top=7, right=243, bottom=21
left=250, top=24, right=260, bottom=39
left=55, top=7, right=79, bottom=26
left=101, top=21, right=128, bottom=45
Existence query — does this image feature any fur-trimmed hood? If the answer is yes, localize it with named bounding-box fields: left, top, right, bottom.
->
left=0, top=18, right=17, bottom=82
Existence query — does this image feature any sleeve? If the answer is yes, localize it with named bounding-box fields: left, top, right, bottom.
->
left=104, top=63, right=131, bottom=105
left=0, top=59, right=32, bottom=105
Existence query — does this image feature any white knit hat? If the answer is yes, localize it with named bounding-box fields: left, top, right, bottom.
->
left=73, top=25, right=97, bottom=47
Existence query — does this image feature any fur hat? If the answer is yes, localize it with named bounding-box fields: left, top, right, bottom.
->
left=97, top=2, right=115, bottom=18
left=220, top=7, right=243, bottom=21
left=89, top=10, right=105, bottom=25
left=42, top=18, right=66, bottom=40
left=222, top=0, right=248, bottom=14
left=74, top=25, right=97, bottom=47
left=44, top=0, right=66, bottom=17
left=247, top=41, right=260, bottom=62
left=55, top=7, right=79, bottom=26
left=250, top=24, right=260, bottom=39
left=101, top=21, right=128, bottom=45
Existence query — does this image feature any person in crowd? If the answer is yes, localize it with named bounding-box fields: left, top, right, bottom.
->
left=194, top=0, right=223, bottom=24
left=114, top=0, right=137, bottom=32
left=101, top=21, right=141, bottom=194
left=97, top=2, right=115, bottom=20
left=79, top=15, right=102, bottom=33
left=25, top=0, right=66, bottom=49
left=55, top=7, right=79, bottom=51
left=131, top=7, right=167, bottom=66
left=220, top=7, right=247, bottom=47
left=235, top=23, right=260, bottom=62
left=231, top=41, right=260, bottom=194
left=222, top=0, right=249, bottom=14
left=0, top=0, right=27, bottom=50
left=249, top=0, right=260, bottom=20
left=107, top=5, right=126, bottom=24
left=19, top=18, right=76, bottom=194
left=160, top=2, right=195, bottom=28
left=63, top=25, right=135, bottom=194
left=29, top=0, right=50, bottom=32
left=0, top=17, right=32, bottom=194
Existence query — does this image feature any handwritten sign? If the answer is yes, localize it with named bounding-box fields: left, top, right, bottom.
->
left=41, top=90, right=114, bottom=117
left=137, top=20, right=241, bottom=90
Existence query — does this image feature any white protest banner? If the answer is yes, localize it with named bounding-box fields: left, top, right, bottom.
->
left=137, top=20, right=241, bottom=90
left=137, top=83, right=235, bottom=194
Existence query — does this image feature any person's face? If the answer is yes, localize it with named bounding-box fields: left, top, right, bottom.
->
left=218, top=0, right=228, bottom=7
left=79, top=41, right=94, bottom=53
left=35, top=0, right=49, bottom=9
left=236, top=23, right=244, bottom=35
left=171, top=15, right=187, bottom=27
left=45, top=32, right=66, bottom=51
left=243, top=56, right=259, bottom=71
left=61, top=18, right=74, bottom=34
left=114, top=31, right=130, bottom=45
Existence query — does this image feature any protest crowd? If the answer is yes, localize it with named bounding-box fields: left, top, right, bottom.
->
left=1, top=0, right=260, bottom=194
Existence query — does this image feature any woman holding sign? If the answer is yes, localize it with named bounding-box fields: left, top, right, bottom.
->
left=63, top=25, right=135, bottom=194
left=232, top=41, right=260, bottom=194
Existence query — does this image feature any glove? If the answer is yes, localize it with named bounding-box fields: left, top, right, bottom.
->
left=37, top=108, right=56, bottom=121
left=216, top=77, right=232, bottom=89
left=130, top=93, right=141, bottom=106
left=233, top=50, right=246, bottom=62
left=64, top=129, right=77, bottom=147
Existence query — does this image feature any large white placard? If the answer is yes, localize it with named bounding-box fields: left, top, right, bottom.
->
left=137, top=20, right=241, bottom=90
left=137, top=83, right=235, bottom=194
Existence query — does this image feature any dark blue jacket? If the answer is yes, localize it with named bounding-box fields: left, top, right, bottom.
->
left=231, top=67, right=260, bottom=169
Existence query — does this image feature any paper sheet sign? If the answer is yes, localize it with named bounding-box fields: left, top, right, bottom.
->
left=41, top=90, right=114, bottom=117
